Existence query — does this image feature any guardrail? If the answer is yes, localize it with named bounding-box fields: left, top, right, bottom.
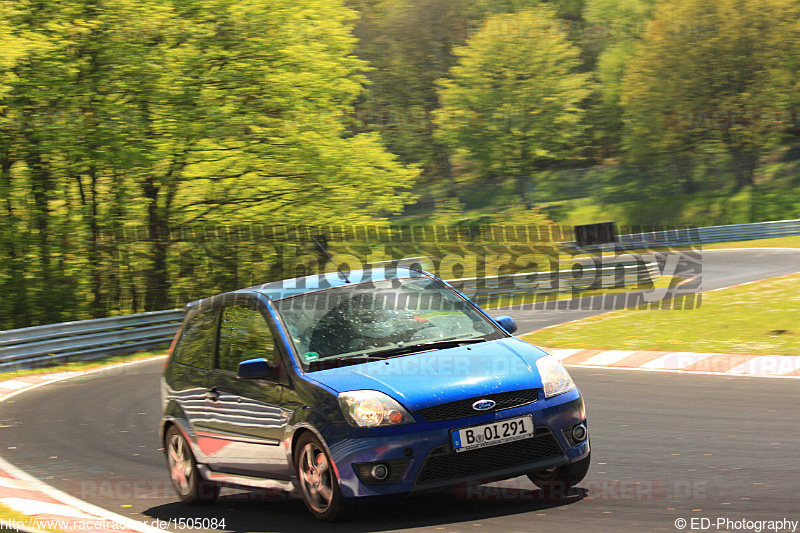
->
left=575, top=218, right=800, bottom=250
left=0, top=310, right=185, bottom=372
left=0, top=261, right=659, bottom=372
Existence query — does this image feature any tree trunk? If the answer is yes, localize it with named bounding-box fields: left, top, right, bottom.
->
left=88, top=166, right=103, bottom=318
left=108, top=170, right=126, bottom=313
left=0, top=150, right=30, bottom=328
left=674, top=155, right=698, bottom=194
left=83, top=7, right=104, bottom=319
left=439, top=145, right=458, bottom=199
left=143, top=176, right=169, bottom=311
left=730, top=148, right=758, bottom=189
left=516, top=173, right=533, bottom=209
left=26, top=147, right=59, bottom=324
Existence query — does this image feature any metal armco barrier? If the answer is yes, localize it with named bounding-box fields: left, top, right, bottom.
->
left=589, top=218, right=800, bottom=250
left=0, top=310, right=185, bottom=372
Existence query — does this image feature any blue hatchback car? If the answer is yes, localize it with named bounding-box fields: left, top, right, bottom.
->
left=161, top=267, right=589, bottom=520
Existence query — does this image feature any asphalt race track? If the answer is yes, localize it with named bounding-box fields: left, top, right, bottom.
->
left=1, top=248, right=799, bottom=533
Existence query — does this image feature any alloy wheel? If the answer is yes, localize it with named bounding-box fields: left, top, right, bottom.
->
left=167, top=433, right=193, bottom=496
left=298, top=442, right=334, bottom=513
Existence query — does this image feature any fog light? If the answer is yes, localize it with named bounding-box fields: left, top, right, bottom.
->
left=353, top=459, right=410, bottom=484
left=371, top=463, right=389, bottom=481
left=572, top=423, right=587, bottom=442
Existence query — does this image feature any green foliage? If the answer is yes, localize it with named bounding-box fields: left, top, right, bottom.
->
left=501, top=205, right=554, bottom=227
left=2, top=0, right=800, bottom=330
left=436, top=7, right=592, bottom=205
left=578, top=0, right=657, bottom=154
left=428, top=197, right=467, bottom=226
left=347, top=0, right=577, bottom=193
left=0, top=0, right=417, bottom=327
left=621, top=0, right=800, bottom=190
left=347, top=0, right=476, bottom=189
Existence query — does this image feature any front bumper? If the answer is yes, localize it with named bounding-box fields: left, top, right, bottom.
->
left=323, top=390, right=588, bottom=499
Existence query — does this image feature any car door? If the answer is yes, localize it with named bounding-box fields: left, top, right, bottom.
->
left=167, top=303, right=218, bottom=459
left=201, top=295, right=291, bottom=479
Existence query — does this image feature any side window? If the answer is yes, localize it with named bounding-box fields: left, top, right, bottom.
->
left=174, top=307, right=217, bottom=369
left=217, top=304, right=276, bottom=374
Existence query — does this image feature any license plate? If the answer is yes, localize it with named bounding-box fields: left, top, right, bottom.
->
left=451, top=415, right=534, bottom=453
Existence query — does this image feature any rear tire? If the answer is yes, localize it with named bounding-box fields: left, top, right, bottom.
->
left=165, top=425, right=219, bottom=504
left=294, top=432, right=348, bottom=521
left=528, top=450, right=591, bottom=493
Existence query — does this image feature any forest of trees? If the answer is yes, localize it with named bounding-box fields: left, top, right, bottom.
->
left=1, top=0, right=799, bottom=328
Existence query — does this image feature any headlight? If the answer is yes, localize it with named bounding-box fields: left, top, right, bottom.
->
left=338, top=390, right=415, bottom=428
left=536, top=356, right=575, bottom=398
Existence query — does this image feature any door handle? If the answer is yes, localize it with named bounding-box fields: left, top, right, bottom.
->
left=204, top=387, right=220, bottom=402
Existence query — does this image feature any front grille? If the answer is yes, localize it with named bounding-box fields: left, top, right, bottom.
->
left=416, top=389, right=539, bottom=422
left=416, top=429, right=563, bottom=485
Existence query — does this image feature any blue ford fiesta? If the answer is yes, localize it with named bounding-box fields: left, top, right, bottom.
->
left=160, top=267, right=589, bottom=521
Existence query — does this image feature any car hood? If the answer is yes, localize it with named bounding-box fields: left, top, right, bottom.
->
left=306, top=338, right=550, bottom=412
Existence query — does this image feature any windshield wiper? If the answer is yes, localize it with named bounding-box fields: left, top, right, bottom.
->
left=360, top=337, right=487, bottom=359
left=306, top=337, right=488, bottom=371
left=307, top=352, right=391, bottom=371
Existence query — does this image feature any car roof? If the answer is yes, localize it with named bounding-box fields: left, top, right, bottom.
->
left=186, top=267, right=434, bottom=308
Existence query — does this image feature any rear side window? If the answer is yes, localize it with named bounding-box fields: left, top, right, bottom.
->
left=173, top=307, right=217, bottom=369
left=217, top=304, right=275, bottom=373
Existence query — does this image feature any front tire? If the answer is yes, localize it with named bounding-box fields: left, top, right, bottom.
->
left=165, top=425, right=219, bottom=504
left=294, top=432, right=347, bottom=521
left=528, top=451, right=591, bottom=493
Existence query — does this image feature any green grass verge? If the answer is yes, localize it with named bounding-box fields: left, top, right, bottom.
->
left=0, top=350, right=166, bottom=383
left=521, top=273, right=800, bottom=355
left=588, top=235, right=800, bottom=256
left=701, top=235, right=800, bottom=250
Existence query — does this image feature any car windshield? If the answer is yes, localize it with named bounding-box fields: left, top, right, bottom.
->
left=273, top=277, right=504, bottom=368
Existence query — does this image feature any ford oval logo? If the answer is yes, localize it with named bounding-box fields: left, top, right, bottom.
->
left=472, top=399, right=496, bottom=411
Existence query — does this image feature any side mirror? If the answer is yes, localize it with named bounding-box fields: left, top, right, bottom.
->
left=237, top=358, right=272, bottom=379
left=494, top=316, right=518, bottom=335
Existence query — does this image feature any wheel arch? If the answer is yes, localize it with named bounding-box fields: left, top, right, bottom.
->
left=287, top=423, right=342, bottom=481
